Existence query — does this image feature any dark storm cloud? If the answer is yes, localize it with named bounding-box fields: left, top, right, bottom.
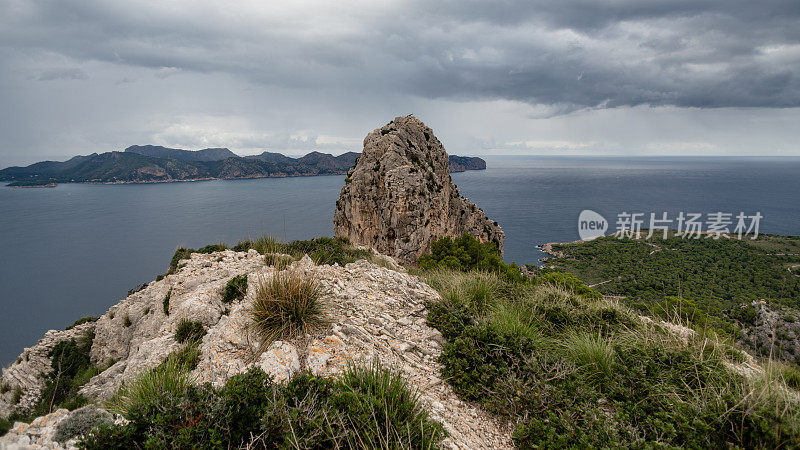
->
left=1, top=0, right=799, bottom=112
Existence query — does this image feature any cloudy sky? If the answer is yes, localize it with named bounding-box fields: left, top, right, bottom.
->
left=1, top=0, right=799, bottom=167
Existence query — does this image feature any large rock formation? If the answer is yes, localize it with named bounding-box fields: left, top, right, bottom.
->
left=334, top=116, right=504, bottom=263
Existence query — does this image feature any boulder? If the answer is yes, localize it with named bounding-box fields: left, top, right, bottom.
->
left=334, top=116, right=504, bottom=264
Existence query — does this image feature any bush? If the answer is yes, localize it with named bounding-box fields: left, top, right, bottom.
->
left=250, top=269, right=327, bottom=346
left=174, top=319, right=206, bottom=344
left=335, top=361, right=445, bottom=448
left=53, top=405, right=113, bottom=443
left=168, top=342, right=201, bottom=371
left=12, top=385, right=22, bottom=404
left=418, top=233, right=525, bottom=282
left=81, top=364, right=444, bottom=449
left=66, top=316, right=99, bottom=330
left=222, top=274, right=247, bottom=303
left=534, top=271, right=601, bottom=298
left=37, top=332, right=97, bottom=414
left=167, top=247, right=193, bottom=275
left=284, top=237, right=371, bottom=266
left=197, top=243, right=226, bottom=254
left=424, top=270, right=800, bottom=448
left=162, top=289, right=171, bottom=315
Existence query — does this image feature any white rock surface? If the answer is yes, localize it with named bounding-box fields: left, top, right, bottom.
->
left=1, top=249, right=512, bottom=449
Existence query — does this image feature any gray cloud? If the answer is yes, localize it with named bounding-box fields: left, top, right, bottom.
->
left=0, top=0, right=799, bottom=166
left=36, top=68, right=88, bottom=81
left=1, top=0, right=798, bottom=111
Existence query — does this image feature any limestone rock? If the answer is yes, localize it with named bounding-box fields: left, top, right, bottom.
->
left=1, top=249, right=513, bottom=449
left=334, top=116, right=504, bottom=264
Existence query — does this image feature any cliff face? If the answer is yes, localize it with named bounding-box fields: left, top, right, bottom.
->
left=333, top=116, right=504, bottom=264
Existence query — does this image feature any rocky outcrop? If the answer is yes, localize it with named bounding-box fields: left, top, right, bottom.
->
left=1, top=406, right=126, bottom=450
left=448, top=155, right=486, bottom=172
left=736, top=300, right=800, bottom=363
left=1, top=249, right=511, bottom=449
left=0, top=323, right=95, bottom=418
left=334, top=116, right=504, bottom=264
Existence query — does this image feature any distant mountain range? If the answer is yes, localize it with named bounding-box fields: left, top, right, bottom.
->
left=1, top=145, right=485, bottom=186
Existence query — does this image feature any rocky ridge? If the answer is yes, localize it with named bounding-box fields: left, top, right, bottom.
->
left=1, top=249, right=511, bottom=449
left=334, top=116, right=504, bottom=264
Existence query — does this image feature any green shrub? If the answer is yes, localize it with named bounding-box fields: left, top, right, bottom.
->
left=0, top=382, right=9, bottom=394
left=222, top=274, right=247, bottom=303
left=197, top=243, right=226, bottom=254
left=418, top=233, right=525, bottom=282
left=534, top=271, right=601, bottom=298
left=66, top=316, right=99, bottom=330
left=174, top=319, right=206, bottom=344
left=0, top=416, right=11, bottom=436
left=81, top=364, right=444, bottom=449
left=53, top=405, right=113, bottom=443
left=284, top=236, right=371, bottom=266
left=167, top=246, right=193, bottom=275
left=123, top=314, right=132, bottom=327
left=250, top=270, right=327, bottom=346
left=12, top=385, right=22, bottom=404
left=335, top=361, right=445, bottom=448
left=105, top=352, right=193, bottom=417
left=162, top=289, right=171, bottom=315
left=424, top=270, right=800, bottom=448
left=168, top=342, right=201, bottom=371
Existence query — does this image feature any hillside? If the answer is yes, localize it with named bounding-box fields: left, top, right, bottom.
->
left=2, top=237, right=799, bottom=448
left=1, top=147, right=484, bottom=185
left=541, top=233, right=800, bottom=363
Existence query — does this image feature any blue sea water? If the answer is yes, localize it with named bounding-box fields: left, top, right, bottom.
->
left=1, top=156, right=799, bottom=364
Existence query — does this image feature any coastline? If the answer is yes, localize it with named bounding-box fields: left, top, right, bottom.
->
left=2, top=167, right=485, bottom=187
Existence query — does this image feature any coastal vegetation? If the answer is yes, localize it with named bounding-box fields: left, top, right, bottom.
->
left=543, top=233, right=800, bottom=360
left=416, top=237, right=800, bottom=448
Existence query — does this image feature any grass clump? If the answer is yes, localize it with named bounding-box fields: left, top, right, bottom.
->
left=81, top=363, right=444, bottom=449
left=162, top=289, right=171, bottom=315
left=422, top=267, right=800, bottom=448
left=65, top=316, right=99, bottom=330
left=250, top=269, right=327, bottom=346
left=104, top=352, right=194, bottom=417
left=168, top=342, right=202, bottom=371
left=174, top=319, right=206, bottom=344
left=222, top=274, right=247, bottom=303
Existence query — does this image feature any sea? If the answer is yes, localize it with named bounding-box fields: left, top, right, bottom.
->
left=2, top=156, right=799, bottom=364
